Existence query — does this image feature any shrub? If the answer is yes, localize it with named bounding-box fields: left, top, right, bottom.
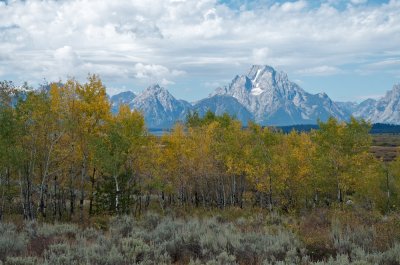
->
left=37, top=223, right=78, bottom=238
left=23, top=221, right=37, bottom=239
left=92, top=246, right=124, bottom=265
left=44, top=243, right=73, bottom=265
left=1, top=211, right=400, bottom=264
left=205, top=251, right=236, bottom=265
left=0, top=223, right=27, bottom=261
left=331, top=218, right=378, bottom=257
left=4, top=257, right=38, bottom=265
left=142, top=212, right=161, bottom=230
left=119, top=237, right=151, bottom=263
left=381, top=243, right=400, bottom=265
left=81, top=227, right=101, bottom=242
left=109, top=215, right=135, bottom=238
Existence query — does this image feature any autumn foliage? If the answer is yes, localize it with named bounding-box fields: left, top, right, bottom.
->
left=0, top=76, right=399, bottom=223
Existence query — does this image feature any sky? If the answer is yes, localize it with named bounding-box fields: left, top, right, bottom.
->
left=0, top=0, right=399, bottom=103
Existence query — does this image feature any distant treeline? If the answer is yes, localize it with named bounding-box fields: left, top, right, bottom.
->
left=278, top=123, right=400, bottom=134
left=1, top=76, right=400, bottom=223
left=149, top=123, right=400, bottom=136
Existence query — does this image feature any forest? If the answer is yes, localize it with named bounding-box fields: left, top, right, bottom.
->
left=1, top=75, right=400, bottom=265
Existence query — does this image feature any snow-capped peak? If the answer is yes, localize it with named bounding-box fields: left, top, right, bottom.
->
left=247, top=65, right=276, bottom=80
left=249, top=66, right=270, bottom=96
left=216, top=65, right=347, bottom=125
left=126, top=84, right=192, bottom=128
left=142, top=84, right=167, bottom=95
left=317, top=92, right=329, bottom=99
left=349, top=84, right=400, bottom=124
left=390, top=83, right=400, bottom=94
left=110, top=66, right=400, bottom=128
left=110, top=90, right=136, bottom=113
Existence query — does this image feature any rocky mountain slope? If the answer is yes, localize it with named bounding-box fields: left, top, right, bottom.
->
left=192, top=95, right=254, bottom=125
left=214, top=65, right=347, bottom=126
left=353, top=84, right=400, bottom=124
left=110, top=66, right=400, bottom=128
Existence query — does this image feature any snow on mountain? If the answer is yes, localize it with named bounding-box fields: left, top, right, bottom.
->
left=351, top=99, right=377, bottom=120
left=193, top=95, right=254, bottom=125
left=335, top=101, right=359, bottom=116
left=109, top=67, right=400, bottom=128
left=353, top=84, right=400, bottom=124
left=110, top=91, right=136, bottom=113
left=215, top=65, right=348, bottom=126
left=130, top=84, right=192, bottom=128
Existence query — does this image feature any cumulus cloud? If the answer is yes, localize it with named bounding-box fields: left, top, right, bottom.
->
left=276, top=0, right=308, bottom=12
left=350, top=0, right=368, bottom=5
left=0, top=0, right=399, bottom=100
left=252, top=48, right=271, bottom=65
left=296, top=66, right=343, bottom=76
left=53, top=46, right=83, bottom=73
left=365, top=58, right=400, bottom=70
left=132, top=63, right=185, bottom=85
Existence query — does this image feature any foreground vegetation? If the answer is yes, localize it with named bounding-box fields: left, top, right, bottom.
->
left=1, top=76, right=400, bottom=263
left=1, top=210, right=400, bottom=265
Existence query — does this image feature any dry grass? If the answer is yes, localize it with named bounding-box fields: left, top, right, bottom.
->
left=371, top=134, right=400, bottom=162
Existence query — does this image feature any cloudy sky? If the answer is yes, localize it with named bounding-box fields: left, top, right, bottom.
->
left=0, top=0, right=399, bottom=102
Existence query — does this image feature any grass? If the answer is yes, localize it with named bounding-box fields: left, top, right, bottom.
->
left=372, top=134, right=400, bottom=147
left=371, top=134, right=400, bottom=162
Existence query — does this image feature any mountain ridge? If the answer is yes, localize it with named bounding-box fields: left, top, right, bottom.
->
left=214, top=65, right=347, bottom=126
left=110, top=66, right=400, bottom=128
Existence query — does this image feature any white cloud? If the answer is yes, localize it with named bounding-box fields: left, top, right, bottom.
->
left=296, top=66, right=343, bottom=76
left=205, top=81, right=223, bottom=88
left=365, top=58, right=400, bottom=70
left=278, top=1, right=308, bottom=12
left=350, top=0, right=367, bottom=5
left=0, top=0, right=399, bottom=96
left=53, top=46, right=82, bottom=70
left=161, top=78, right=175, bottom=86
left=133, top=63, right=169, bottom=79
left=293, top=79, right=304, bottom=85
left=132, top=63, right=184, bottom=85
left=252, top=48, right=271, bottom=65
left=356, top=94, right=384, bottom=101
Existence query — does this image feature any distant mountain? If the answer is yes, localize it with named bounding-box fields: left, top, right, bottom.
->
left=110, top=91, right=136, bottom=113
left=335, top=101, right=359, bottom=116
left=129, top=84, right=192, bottom=128
left=352, top=84, right=400, bottom=124
left=192, top=95, right=254, bottom=125
left=351, top=99, right=378, bottom=120
left=110, top=66, right=400, bottom=128
left=215, top=65, right=348, bottom=126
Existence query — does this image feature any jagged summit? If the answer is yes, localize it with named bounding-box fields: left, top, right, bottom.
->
left=110, top=65, right=400, bottom=128
left=215, top=65, right=347, bottom=126
left=110, top=91, right=136, bottom=113
left=354, top=84, right=400, bottom=124
left=110, top=91, right=136, bottom=102
left=247, top=65, right=276, bottom=83
left=248, top=64, right=275, bottom=74
left=140, top=84, right=172, bottom=98
left=128, top=84, right=191, bottom=128
left=143, top=84, right=164, bottom=93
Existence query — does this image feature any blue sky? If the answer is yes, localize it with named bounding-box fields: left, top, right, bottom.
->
left=0, top=0, right=399, bottom=103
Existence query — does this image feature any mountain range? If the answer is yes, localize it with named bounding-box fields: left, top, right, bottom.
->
left=110, top=65, right=400, bottom=128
